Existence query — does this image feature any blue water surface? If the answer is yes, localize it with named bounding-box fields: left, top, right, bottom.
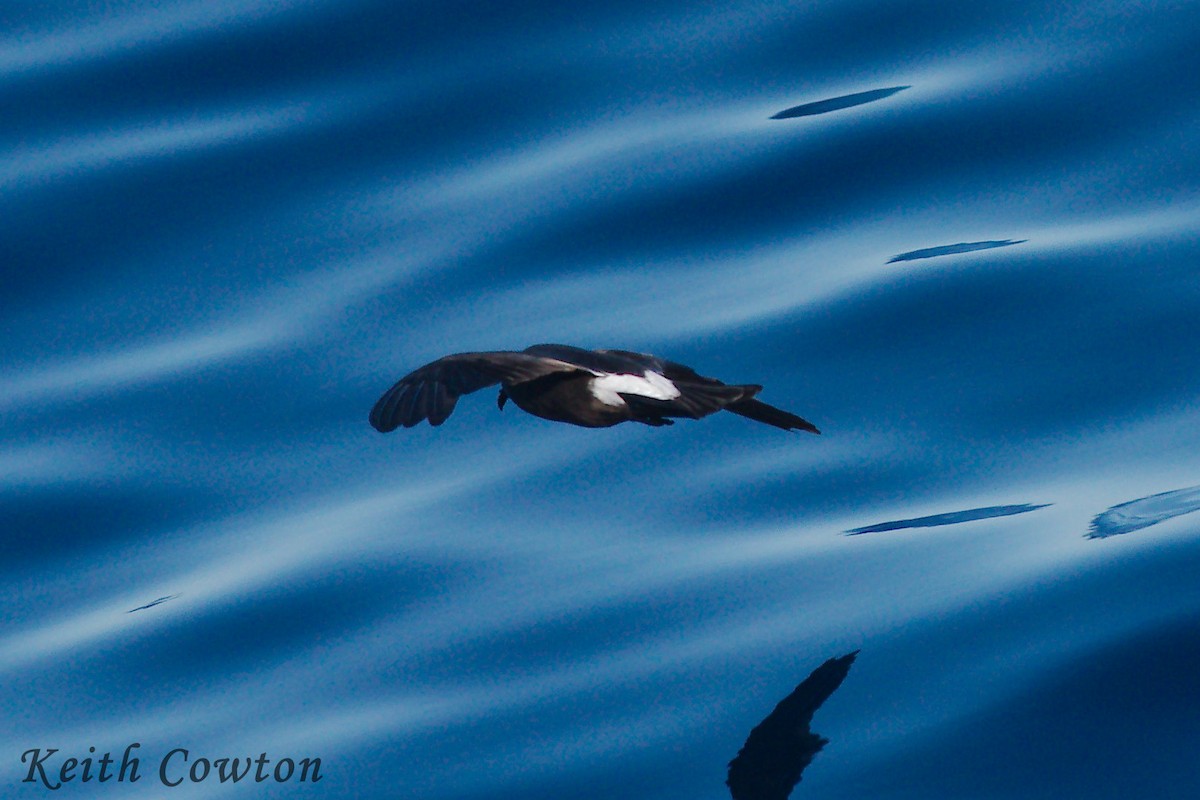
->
left=4, top=1, right=1200, bottom=797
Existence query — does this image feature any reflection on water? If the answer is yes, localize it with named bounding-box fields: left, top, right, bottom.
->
left=727, top=652, right=857, bottom=800
left=846, top=504, right=1050, bottom=535
left=770, top=87, right=909, bottom=120
left=1088, top=484, right=1200, bottom=539
left=887, top=239, right=1027, bottom=263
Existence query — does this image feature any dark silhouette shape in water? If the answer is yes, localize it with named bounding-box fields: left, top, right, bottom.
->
left=128, top=594, right=180, bottom=613
left=770, top=86, right=909, bottom=120
left=845, top=503, right=1050, bottom=535
left=1088, top=484, right=1200, bottom=539
left=887, top=239, right=1027, bottom=263
left=370, top=344, right=819, bottom=433
left=727, top=651, right=858, bottom=800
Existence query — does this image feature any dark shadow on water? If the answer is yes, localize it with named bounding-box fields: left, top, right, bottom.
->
left=770, top=86, right=908, bottom=119
left=845, top=503, right=1049, bottom=535
left=1088, top=484, right=1200, bottom=539
left=128, top=594, right=180, bottom=613
left=726, top=651, right=857, bottom=800
left=887, top=239, right=1027, bottom=263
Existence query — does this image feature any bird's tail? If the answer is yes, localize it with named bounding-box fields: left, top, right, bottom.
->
left=725, top=397, right=820, bottom=434
left=621, top=383, right=819, bottom=433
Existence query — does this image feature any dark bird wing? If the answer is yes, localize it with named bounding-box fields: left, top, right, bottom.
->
left=595, top=348, right=712, bottom=383
left=727, top=651, right=858, bottom=800
left=599, top=349, right=820, bottom=433
left=369, top=351, right=582, bottom=431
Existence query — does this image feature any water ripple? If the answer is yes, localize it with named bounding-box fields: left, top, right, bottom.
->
left=127, top=594, right=180, bottom=613
left=0, top=106, right=313, bottom=192
left=847, top=504, right=1050, bottom=535
left=0, top=0, right=321, bottom=77
left=770, top=86, right=910, bottom=119
left=887, top=239, right=1027, bottom=263
left=1088, top=484, right=1200, bottom=539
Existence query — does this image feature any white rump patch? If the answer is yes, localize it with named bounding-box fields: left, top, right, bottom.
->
left=589, top=371, right=681, bottom=407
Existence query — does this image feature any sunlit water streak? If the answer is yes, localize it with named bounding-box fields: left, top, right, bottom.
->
left=0, top=0, right=323, bottom=76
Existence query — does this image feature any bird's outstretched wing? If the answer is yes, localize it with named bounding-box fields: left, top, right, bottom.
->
left=369, top=351, right=581, bottom=431
left=598, top=349, right=820, bottom=433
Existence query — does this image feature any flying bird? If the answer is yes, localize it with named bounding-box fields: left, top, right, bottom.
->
left=369, top=344, right=819, bottom=433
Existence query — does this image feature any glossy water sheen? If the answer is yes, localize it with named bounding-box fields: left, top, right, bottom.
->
left=4, top=1, right=1200, bottom=797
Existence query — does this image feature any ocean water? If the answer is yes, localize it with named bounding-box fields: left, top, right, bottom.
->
left=4, top=1, right=1200, bottom=797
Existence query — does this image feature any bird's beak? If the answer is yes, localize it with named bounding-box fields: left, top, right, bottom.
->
left=497, top=390, right=508, bottom=410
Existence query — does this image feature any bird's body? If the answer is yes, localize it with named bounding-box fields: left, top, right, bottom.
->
left=369, top=344, right=819, bottom=434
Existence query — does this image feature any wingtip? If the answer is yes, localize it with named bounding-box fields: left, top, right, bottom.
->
left=368, top=403, right=397, bottom=433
